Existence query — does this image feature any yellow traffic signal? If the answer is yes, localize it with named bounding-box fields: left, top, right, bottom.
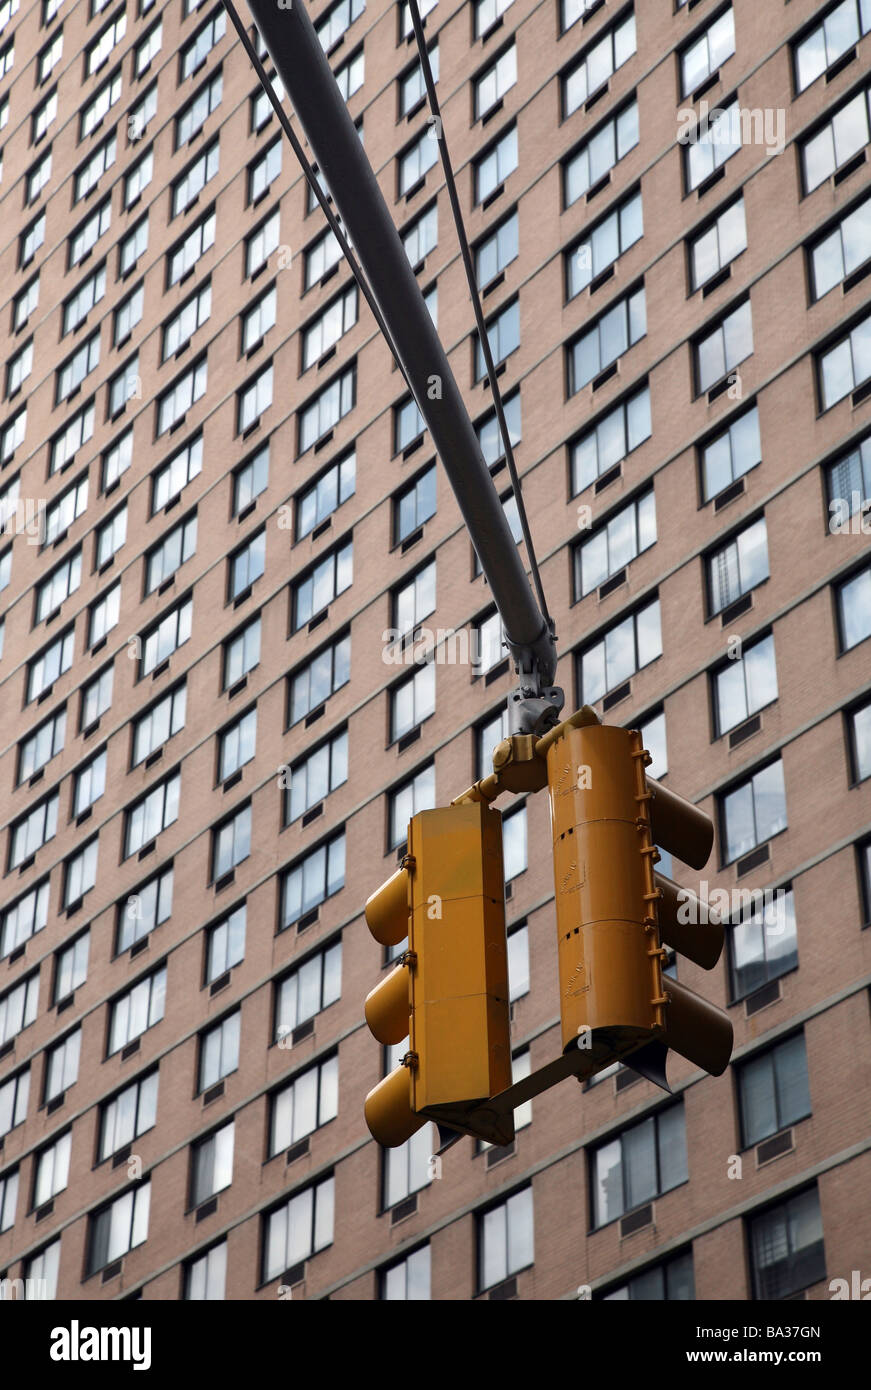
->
left=545, top=721, right=732, bottom=1082
left=363, top=800, right=513, bottom=1148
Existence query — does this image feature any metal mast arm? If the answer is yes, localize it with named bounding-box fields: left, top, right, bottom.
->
left=241, top=0, right=559, bottom=719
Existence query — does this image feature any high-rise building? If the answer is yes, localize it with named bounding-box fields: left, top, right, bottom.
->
left=0, top=0, right=869, bottom=1303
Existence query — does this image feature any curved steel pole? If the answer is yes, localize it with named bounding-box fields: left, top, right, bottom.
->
left=242, top=0, right=556, bottom=690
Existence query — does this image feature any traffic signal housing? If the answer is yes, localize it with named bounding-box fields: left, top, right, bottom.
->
left=363, top=800, right=514, bottom=1148
left=546, top=720, right=732, bottom=1084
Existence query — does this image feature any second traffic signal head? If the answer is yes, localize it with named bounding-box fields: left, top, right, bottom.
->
left=546, top=721, right=732, bottom=1080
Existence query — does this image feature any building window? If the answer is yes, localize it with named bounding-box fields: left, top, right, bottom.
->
left=9, top=792, right=58, bottom=870
left=398, top=0, right=435, bottom=38
left=578, top=597, right=662, bottom=705
left=116, top=865, right=173, bottom=955
left=727, top=886, right=797, bottom=1001
left=383, top=1109, right=432, bottom=1209
left=242, top=285, right=277, bottom=354
left=96, top=504, right=128, bottom=568
left=26, top=149, right=53, bottom=205
left=27, top=628, right=74, bottom=704
left=275, top=940, right=341, bottom=1041
left=380, top=1244, right=430, bottom=1300
left=847, top=695, right=871, bottom=784
left=592, top=1103, right=687, bottom=1228
left=567, top=190, right=643, bottom=300
left=568, top=286, right=645, bottom=394
left=35, top=549, right=82, bottom=623
left=603, top=1249, right=695, bottom=1301
left=13, top=276, right=40, bottom=331
left=295, top=451, right=355, bottom=540
left=161, top=284, right=211, bottom=363
left=87, top=582, right=121, bottom=649
left=44, top=1027, right=81, bottom=1106
left=473, top=609, right=504, bottom=676
left=720, top=758, right=787, bottom=865
left=185, top=1242, right=227, bottom=1300
left=232, top=443, right=269, bottom=518
left=72, top=745, right=106, bottom=815
left=301, top=286, right=358, bottom=371
left=0, top=1168, right=18, bottom=1233
left=712, top=632, right=777, bottom=737
left=507, top=920, right=529, bottom=1001
left=33, top=87, right=58, bottom=141
left=205, top=903, right=245, bottom=984
left=87, top=1183, right=150, bottom=1276
left=80, top=665, right=113, bottom=730
left=211, top=804, right=251, bottom=881
left=316, top=0, right=364, bottom=50
left=33, top=1131, right=72, bottom=1207
left=573, top=489, right=656, bottom=598
left=25, top=1238, right=61, bottom=1299
left=80, top=67, right=122, bottom=139
left=570, top=383, right=650, bottom=495
left=825, top=432, right=871, bottom=530
left=151, top=435, right=202, bottom=514
left=695, top=298, right=753, bottom=395
left=141, top=598, right=193, bottom=679
left=388, top=763, right=435, bottom=849
left=180, top=8, right=225, bottom=79
left=227, top=528, right=265, bottom=602
left=298, top=365, right=356, bottom=454
left=85, top=8, right=125, bottom=75
left=684, top=98, right=741, bottom=192
left=217, top=706, right=256, bottom=783
left=689, top=196, right=746, bottom=291
left=126, top=83, right=156, bottom=141
left=399, top=43, right=438, bottom=119
left=476, top=707, right=509, bottom=781
left=304, top=227, right=343, bottom=289
left=198, top=1011, right=240, bottom=1093
left=0, top=1065, right=30, bottom=1138
left=144, top=515, right=196, bottom=597
left=334, top=45, right=364, bottom=100
left=108, top=966, right=167, bottom=1055
left=281, top=832, right=346, bottom=928
left=478, top=1186, right=534, bottom=1291
left=176, top=69, right=221, bottom=148
left=503, top=804, right=527, bottom=885
left=190, top=1121, right=234, bottom=1207
left=1, top=880, right=50, bottom=959
left=37, top=28, right=63, bottom=81
left=476, top=388, right=521, bottom=470
left=748, top=1187, right=825, bottom=1300
left=394, top=466, right=436, bottom=546
left=707, top=515, right=768, bottom=616
left=819, top=308, right=871, bottom=410
left=63, top=838, right=99, bottom=910
left=474, top=298, right=519, bottom=381
left=172, top=139, right=219, bottom=217
left=738, top=1032, right=811, bottom=1149
left=562, top=10, right=636, bottom=117
left=286, top=729, right=348, bottom=823
left=394, top=395, right=425, bottom=454
left=795, top=1, right=871, bottom=92
left=292, top=539, right=353, bottom=630
left=248, top=136, right=281, bottom=204
left=98, top=1071, right=158, bottom=1162
left=124, top=771, right=181, bottom=857
left=288, top=632, right=350, bottom=723
left=157, top=358, right=207, bottom=437
left=102, top=428, right=133, bottom=492
left=0, top=974, right=39, bottom=1051
left=132, top=683, right=187, bottom=767
left=250, top=70, right=284, bottom=131
left=836, top=562, right=871, bottom=652
left=223, top=614, right=261, bottom=689
left=262, top=1176, right=334, bottom=1283
left=398, top=128, right=439, bottom=196
left=269, top=1056, right=338, bottom=1156
left=134, top=16, right=161, bottom=73
left=801, top=85, right=871, bottom=194
left=564, top=99, right=639, bottom=208
left=680, top=6, right=734, bottom=98
left=169, top=208, right=216, bottom=287
left=390, top=664, right=435, bottom=744
left=700, top=404, right=761, bottom=502
left=475, top=42, right=516, bottom=121
left=474, top=122, right=518, bottom=204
